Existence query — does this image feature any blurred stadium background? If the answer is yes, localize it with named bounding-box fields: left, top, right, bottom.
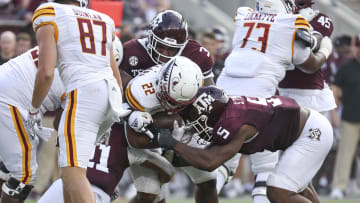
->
left=1, top=0, right=360, bottom=202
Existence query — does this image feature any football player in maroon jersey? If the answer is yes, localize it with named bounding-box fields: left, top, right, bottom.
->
left=114, top=9, right=225, bottom=203
left=152, top=86, right=333, bottom=203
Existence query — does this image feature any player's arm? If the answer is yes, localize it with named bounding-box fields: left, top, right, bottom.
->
left=160, top=124, right=256, bottom=171
left=293, top=29, right=332, bottom=74
left=31, top=25, right=57, bottom=109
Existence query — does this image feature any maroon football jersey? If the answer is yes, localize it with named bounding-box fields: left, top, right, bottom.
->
left=87, top=123, right=129, bottom=196
left=279, top=13, right=333, bottom=90
left=212, top=96, right=300, bottom=154
left=119, top=38, right=213, bottom=78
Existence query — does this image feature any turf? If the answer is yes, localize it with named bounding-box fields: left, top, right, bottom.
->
left=22, top=198, right=360, bottom=203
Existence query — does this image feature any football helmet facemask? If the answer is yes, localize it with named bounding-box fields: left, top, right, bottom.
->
left=179, top=86, right=229, bottom=144
left=157, top=56, right=203, bottom=112
left=147, top=10, right=188, bottom=64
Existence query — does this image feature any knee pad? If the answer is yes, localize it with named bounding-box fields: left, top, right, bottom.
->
left=252, top=181, right=267, bottom=197
left=0, top=162, right=10, bottom=181
left=218, top=164, right=232, bottom=185
left=1, top=177, right=33, bottom=200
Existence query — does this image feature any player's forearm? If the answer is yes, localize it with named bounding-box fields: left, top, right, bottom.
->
left=174, top=143, right=221, bottom=171
left=297, top=52, right=326, bottom=74
left=31, top=71, right=54, bottom=108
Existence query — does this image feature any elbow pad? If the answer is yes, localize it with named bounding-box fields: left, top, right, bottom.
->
left=295, top=29, right=312, bottom=48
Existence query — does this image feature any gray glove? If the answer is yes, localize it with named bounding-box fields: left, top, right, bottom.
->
left=152, top=130, right=178, bottom=149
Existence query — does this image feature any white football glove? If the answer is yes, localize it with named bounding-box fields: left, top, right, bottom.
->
left=25, top=110, right=42, bottom=139
left=171, top=120, right=192, bottom=144
left=33, top=125, right=54, bottom=142
left=317, top=36, right=333, bottom=59
left=128, top=111, right=153, bottom=134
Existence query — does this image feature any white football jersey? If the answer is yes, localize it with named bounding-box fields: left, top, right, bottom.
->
left=224, top=7, right=311, bottom=83
left=0, top=46, right=65, bottom=117
left=32, top=2, right=116, bottom=92
left=125, top=65, right=164, bottom=115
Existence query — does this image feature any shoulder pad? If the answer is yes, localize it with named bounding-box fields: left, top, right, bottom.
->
left=295, top=29, right=312, bottom=47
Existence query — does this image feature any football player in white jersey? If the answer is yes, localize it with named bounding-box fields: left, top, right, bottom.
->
left=29, top=0, right=130, bottom=202
left=0, top=46, right=65, bottom=203
left=124, top=56, right=204, bottom=203
left=216, top=0, right=333, bottom=203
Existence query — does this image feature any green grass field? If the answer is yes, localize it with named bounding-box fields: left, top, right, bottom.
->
left=22, top=198, right=360, bottom=203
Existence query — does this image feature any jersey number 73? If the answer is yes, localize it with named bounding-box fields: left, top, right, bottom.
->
left=240, top=22, right=271, bottom=53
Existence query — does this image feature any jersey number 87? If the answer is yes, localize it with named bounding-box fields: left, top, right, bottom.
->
left=77, top=18, right=107, bottom=56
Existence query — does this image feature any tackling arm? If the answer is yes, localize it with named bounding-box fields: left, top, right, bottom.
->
left=172, top=124, right=256, bottom=171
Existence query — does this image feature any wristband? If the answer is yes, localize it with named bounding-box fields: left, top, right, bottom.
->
left=29, top=105, right=40, bottom=114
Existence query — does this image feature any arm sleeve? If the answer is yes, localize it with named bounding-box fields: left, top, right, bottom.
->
left=292, top=40, right=311, bottom=65
left=32, top=3, right=59, bottom=42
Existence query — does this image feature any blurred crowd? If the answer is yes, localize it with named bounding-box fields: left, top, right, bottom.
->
left=0, top=0, right=360, bottom=201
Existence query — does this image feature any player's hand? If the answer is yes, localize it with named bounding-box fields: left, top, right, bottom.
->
left=317, top=36, right=333, bottom=59
left=128, top=111, right=153, bottom=133
left=152, top=130, right=178, bottom=149
left=25, top=110, right=42, bottom=138
left=33, top=125, right=54, bottom=141
left=171, top=120, right=192, bottom=144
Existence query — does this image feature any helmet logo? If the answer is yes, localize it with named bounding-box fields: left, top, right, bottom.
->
left=129, top=56, right=139, bottom=66
left=152, top=15, right=163, bottom=28
left=193, top=93, right=215, bottom=115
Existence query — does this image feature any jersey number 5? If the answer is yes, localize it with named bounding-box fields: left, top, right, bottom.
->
left=77, top=18, right=107, bottom=56
left=240, top=22, right=271, bottom=53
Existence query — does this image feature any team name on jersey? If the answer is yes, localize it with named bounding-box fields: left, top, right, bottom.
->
left=131, top=69, right=145, bottom=77
left=72, top=8, right=103, bottom=20
left=243, top=12, right=276, bottom=22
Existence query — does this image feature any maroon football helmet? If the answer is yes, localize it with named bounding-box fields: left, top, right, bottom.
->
left=294, top=0, right=314, bottom=13
left=179, top=86, right=229, bottom=144
left=147, top=10, right=189, bottom=64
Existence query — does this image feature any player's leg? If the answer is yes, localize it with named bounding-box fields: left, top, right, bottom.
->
left=127, top=145, right=177, bottom=203
left=38, top=179, right=65, bottom=203
left=0, top=104, right=39, bottom=203
left=182, top=166, right=219, bottom=203
left=58, top=81, right=110, bottom=203
left=267, top=110, right=333, bottom=202
left=129, top=164, right=163, bottom=203
left=249, top=150, right=279, bottom=203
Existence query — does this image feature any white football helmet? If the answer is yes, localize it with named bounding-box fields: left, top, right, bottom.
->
left=157, top=56, right=203, bottom=112
left=51, top=0, right=88, bottom=7
left=256, top=0, right=295, bottom=14
left=112, top=36, right=123, bottom=66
